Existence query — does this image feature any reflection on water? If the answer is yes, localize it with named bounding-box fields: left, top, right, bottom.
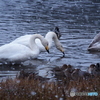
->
left=0, top=0, right=100, bottom=79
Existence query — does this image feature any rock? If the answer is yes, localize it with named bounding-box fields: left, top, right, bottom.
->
left=71, top=69, right=91, bottom=80
left=88, top=63, right=100, bottom=76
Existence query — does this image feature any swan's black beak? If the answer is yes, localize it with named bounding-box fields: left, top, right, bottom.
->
left=60, top=49, right=65, bottom=57
left=45, top=46, right=49, bottom=53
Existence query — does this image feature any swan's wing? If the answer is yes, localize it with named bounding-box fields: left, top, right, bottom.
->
left=12, top=34, right=46, bottom=52
left=89, top=33, right=100, bottom=48
left=11, top=35, right=32, bottom=47
left=12, top=35, right=32, bottom=43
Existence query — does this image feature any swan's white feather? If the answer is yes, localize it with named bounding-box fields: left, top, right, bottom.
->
left=0, top=43, right=39, bottom=62
left=88, top=33, right=100, bottom=51
left=12, top=32, right=61, bottom=52
left=0, top=34, right=48, bottom=62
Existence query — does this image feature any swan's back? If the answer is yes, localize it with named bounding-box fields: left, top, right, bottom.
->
left=12, top=35, right=32, bottom=47
left=89, top=33, right=100, bottom=48
left=12, top=34, right=48, bottom=51
left=88, top=33, right=100, bottom=51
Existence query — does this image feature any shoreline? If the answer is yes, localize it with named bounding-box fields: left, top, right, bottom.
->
left=0, top=63, right=100, bottom=100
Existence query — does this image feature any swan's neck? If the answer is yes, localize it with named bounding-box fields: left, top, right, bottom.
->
left=29, top=34, right=44, bottom=51
left=45, top=32, right=57, bottom=48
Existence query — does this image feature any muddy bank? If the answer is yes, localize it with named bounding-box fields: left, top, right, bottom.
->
left=0, top=63, right=100, bottom=100
left=17, top=63, right=100, bottom=80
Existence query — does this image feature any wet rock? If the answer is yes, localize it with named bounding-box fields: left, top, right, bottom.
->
left=17, top=70, right=49, bottom=81
left=53, top=67, right=64, bottom=77
left=18, top=70, right=32, bottom=79
left=88, top=64, right=95, bottom=75
left=18, top=63, right=100, bottom=82
left=63, top=68, right=72, bottom=79
left=63, top=65, right=74, bottom=79
left=71, top=69, right=91, bottom=80
left=53, top=67, right=62, bottom=72
left=60, top=64, right=68, bottom=70
left=54, top=68, right=65, bottom=78
left=95, top=63, right=100, bottom=71
left=53, top=64, right=74, bottom=80
left=88, top=63, right=100, bottom=76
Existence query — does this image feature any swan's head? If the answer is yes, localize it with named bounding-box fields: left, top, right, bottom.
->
left=42, top=39, right=49, bottom=53
left=56, top=43, right=65, bottom=57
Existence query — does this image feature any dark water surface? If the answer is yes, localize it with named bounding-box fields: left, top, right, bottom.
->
left=0, top=0, right=100, bottom=79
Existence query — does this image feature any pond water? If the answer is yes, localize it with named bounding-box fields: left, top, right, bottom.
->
left=0, top=0, right=100, bottom=79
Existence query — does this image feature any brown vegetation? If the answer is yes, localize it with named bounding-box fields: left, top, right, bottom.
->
left=0, top=64, right=100, bottom=100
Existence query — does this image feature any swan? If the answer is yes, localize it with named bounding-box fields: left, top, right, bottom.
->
left=12, top=29, right=65, bottom=56
left=88, top=32, right=100, bottom=51
left=0, top=34, right=49, bottom=63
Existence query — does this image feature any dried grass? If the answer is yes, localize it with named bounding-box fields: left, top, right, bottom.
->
left=0, top=64, right=100, bottom=100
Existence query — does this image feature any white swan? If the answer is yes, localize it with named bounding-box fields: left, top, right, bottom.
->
left=12, top=31, right=65, bottom=56
left=88, top=32, right=100, bottom=51
left=0, top=34, right=49, bottom=62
